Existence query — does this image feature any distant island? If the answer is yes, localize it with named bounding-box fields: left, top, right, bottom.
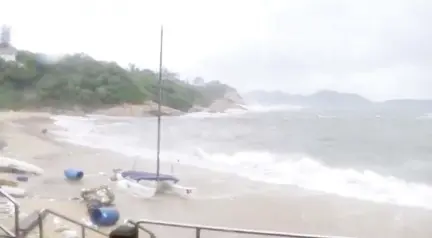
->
left=0, top=50, right=245, bottom=116
left=244, top=90, right=432, bottom=112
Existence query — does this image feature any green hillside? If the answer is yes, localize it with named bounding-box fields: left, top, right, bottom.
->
left=0, top=51, right=236, bottom=112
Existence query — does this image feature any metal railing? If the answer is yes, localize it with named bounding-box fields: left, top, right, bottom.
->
left=38, top=209, right=109, bottom=238
left=0, top=188, right=109, bottom=238
left=0, top=189, right=20, bottom=237
left=0, top=188, right=354, bottom=238
left=0, top=224, right=14, bottom=237
left=127, top=219, right=354, bottom=238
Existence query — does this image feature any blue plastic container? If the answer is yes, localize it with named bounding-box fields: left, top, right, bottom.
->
left=64, top=169, right=84, bottom=181
left=89, top=207, right=120, bottom=226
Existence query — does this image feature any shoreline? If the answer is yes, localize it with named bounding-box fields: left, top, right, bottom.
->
left=0, top=112, right=431, bottom=238
left=0, top=97, right=248, bottom=118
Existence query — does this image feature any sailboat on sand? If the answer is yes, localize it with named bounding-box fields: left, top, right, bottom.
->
left=111, top=26, right=195, bottom=198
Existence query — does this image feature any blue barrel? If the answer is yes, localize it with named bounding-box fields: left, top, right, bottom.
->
left=64, top=169, right=84, bottom=181
left=89, top=207, right=120, bottom=226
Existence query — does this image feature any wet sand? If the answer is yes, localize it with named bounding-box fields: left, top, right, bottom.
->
left=0, top=111, right=431, bottom=238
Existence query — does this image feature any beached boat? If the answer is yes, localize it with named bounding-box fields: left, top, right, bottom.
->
left=0, top=156, right=44, bottom=175
left=0, top=156, right=44, bottom=197
left=113, top=170, right=194, bottom=198
left=113, top=26, right=195, bottom=198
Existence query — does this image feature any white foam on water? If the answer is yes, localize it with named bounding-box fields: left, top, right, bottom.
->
left=52, top=115, right=154, bottom=157
left=194, top=150, right=432, bottom=209
left=416, top=113, right=432, bottom=120
left=180, top=103, right=302, bottom=119
left=51, top=115, right=432, bottom=210
left=317, top=114, right=337, bottom=119
left=244, top=103, right=304, bottom=113
left=181, top=109, right=249, bottom=119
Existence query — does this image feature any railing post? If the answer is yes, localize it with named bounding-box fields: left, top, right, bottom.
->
left=0, top=188, right=21, bottom=237
left=196, top=227, right=201, bottom=238
left=14, top=202, right=19, bottom=236
left=38, top=213, right=44, bottom=238
left=81, top=225, right=86, bottom=238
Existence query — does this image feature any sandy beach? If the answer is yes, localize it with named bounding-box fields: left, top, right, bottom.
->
left=0, top=111, right=431, bottom=238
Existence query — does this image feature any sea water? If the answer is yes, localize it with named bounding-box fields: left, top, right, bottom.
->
left=51, top=106, right=432, bottom=210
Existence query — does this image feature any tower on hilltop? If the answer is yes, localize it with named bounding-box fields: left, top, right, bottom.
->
left=0, top=25, right=11, bottom=46
left=0, top=25, right=17, bottom=62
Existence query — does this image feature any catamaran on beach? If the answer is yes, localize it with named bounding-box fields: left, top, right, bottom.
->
left=110, top=26, right=196, bottom=199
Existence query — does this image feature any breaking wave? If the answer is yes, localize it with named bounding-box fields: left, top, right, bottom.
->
left=50, top=115, right=432, bottom=210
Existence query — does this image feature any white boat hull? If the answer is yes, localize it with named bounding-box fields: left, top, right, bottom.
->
left=0, top=156, right=44, bottom=175
left=169, top=182, right=195, bottom=198
left=116, top=179, right=156, bottom=198
left=114, top=173, right=195, bottom=198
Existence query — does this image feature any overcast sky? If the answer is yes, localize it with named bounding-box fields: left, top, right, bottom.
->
left=1, top=0, right=432, bottom=100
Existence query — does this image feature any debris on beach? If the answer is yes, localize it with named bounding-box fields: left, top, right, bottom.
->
left=87, top=202, right=120, bottom=227
left=0, top=199, right=13, bottom=218
left=16, top=175, right=29, bottom=182
left=64, top=168, right=84, bottom=181
left=0, top=178, right=18, bottom=187
left=80, top=185, right=120, bottom=226
left=53, top=217, right=80, bottom=238
left=80, top=185, right=115, bottom=206
left=0, top=176, right=28, bottom=198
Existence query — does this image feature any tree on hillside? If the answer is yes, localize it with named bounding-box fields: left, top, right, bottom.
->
left=0, top=51, right=237, bottom=111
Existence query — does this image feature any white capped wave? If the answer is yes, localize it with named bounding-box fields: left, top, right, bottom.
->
left=182, top=104, right=303, bottom=119
left=317, top=114, right=337, bottom=119
left=244, top=104, right=304, bottom=112
left=182, top=110, right=248, bottom=119
left=52, top=115, right=153, bottom=156
left=416, top=113, right=432, bottom=120
left=194, top=150, right=432, bottom=209
left=51, top=115, right=432, bottom=210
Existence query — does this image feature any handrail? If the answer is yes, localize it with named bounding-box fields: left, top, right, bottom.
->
left=0, top=188, right=109, bottom=238
left=127, top=219, right=355, bottom=238
left=0, top=224, right=14, bottom=237
left=0, top=187, right=355, bottom=238
left=0, top=188, right=20, bottom=237
left=133, top=223, right=156, bottom=238
left=38, top=209, right=109, bottom=238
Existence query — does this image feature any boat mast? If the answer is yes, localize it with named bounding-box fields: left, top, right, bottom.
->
left=156, top=25, right=164, bottom=180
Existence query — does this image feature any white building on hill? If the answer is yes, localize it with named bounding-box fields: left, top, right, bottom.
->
left=0, top=25, right=17, bottom=62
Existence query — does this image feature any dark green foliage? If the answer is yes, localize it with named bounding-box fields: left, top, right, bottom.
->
left=0, top=51, right=236, bottom=112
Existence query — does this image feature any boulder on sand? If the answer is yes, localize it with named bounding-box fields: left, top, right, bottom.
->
left=207, top=90, right=246, bottom=113
left=93, top=102, right=183, bottom=117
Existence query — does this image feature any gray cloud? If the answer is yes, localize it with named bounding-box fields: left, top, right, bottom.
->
left=3, top=0, right=431, bottom=100
left=194, top=0, right=432, bottom=100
